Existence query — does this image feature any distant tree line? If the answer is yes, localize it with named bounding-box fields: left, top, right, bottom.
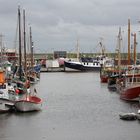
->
left=34, top=53, right=140, bottom=60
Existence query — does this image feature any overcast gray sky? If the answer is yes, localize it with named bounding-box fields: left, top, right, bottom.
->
left=0, top=0, right=140, bottom=53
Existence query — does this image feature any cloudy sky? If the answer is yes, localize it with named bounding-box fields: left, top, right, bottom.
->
left=0, top=0, right=140, bottom=53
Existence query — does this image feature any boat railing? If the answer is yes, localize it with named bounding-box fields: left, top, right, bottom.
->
left=125, top=77, right=140, bottom=87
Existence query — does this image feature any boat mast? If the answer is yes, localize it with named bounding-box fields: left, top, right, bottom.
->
left=76, top=39, right=79, bottom=61
left=30, top=26, right=34, bottom=69
left=23, top=9, right=27, bottom=76
left=133, top=33, right=137, bottom=65
left=99, top=38, right=105, bottom=56
left=118, top=27, right=122, bottom=74
left=128, top=19, right=131, bottom=65
left=18, top=6, right=22, bottom=80
left=131, top=33, right=137, bottom=84
left=0, top=34, right=3, bottom=63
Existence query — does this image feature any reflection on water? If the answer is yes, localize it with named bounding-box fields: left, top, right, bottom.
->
left=0, top=72, right=140, bottom=140
left=14, top=111, right=41, bottom=117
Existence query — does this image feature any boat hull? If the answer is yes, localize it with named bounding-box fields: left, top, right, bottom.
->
left=107, top=76, right=118, bottom=91
left=120, top=85, right=140, bottom=101
left=64, top=61, right=100, bottom=71
left=100, top=76, right=108, bottom=83
left=15, top=96, right=42, bottom=112
left=0, top=98, right=15, bottom=113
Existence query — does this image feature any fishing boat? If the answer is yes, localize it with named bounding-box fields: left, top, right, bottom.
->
left=26, top=21, right=40, bottom=83
left=14, top=8, right=42, bottom=112
left=100, top=28, right=122, bottom=83
left=0, top=70, right=15, bottom=112
left=12, top=77, right=30, bottom=94
left=107, top=27, right=124, bottom=89
left=64, top=59, right=100, bottom=71
left=64, top=39, right=113, bottom=72
left=100, top=68, right=118, bottom=83
left=120, top=82, right=140, bottom=101
left=100, top=68, right=109, bottom=83
left=0, top=97, right=15, bottom=113
left=64, top=55, right=113, bottom=72
left=119, top=66, right=140, bottom=101
left=119, top=25, right=140, bottom=101
left=15, top=92, right=42, bottom=112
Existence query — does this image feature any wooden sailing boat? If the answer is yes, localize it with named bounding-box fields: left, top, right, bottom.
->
left=100, top=29, right=122, bottom=84
left=27, top=26, right=38, bottom=84
left=107, top=27, right=123, bottom=91
left=14, top=7, right=42, bottom=112
left=29, top=30, right=41, bottom=79
left=12, top=6, right=30, bottom=95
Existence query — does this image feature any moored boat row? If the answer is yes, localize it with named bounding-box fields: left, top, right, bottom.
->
left=98, top=22, right=140, bottom=118
left=0, top=64, right=42, bottom=113
left=0, top=7, right=42, bottom=113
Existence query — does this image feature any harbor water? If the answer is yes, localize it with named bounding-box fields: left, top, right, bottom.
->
left=0, top=72, right=140, bottom=140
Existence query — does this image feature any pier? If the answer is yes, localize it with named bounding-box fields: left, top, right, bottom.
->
left=40, top=67, right=64, bottom=72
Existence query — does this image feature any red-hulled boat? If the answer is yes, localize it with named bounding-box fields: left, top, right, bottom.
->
left=14, top=7, right=43, bottom=112
left=100, top=75, right=108, bottom=83
left=119, top=20, right=140, bottom=101
left=15, top=95, right=42, bottom=112
left=120, top=84, right=140, bottom=101
left=100, top=68, right=111, bottom=83
left=100, top=68, right=120, bottom=83
left=119, top=66, right=140, bottom=101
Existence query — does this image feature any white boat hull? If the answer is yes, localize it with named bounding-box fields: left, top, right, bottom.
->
left=0, top=98, right=14, bottom=113
left=15, top=100, right=42, bottom=112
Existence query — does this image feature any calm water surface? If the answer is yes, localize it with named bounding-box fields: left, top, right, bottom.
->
left=0, top=72, right=140, bottom=140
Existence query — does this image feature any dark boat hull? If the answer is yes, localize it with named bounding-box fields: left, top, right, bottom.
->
left=119, top=113, right=137, bottom=120
left=64, top=61, right=100, bottom=71
left=107, top=76, right=118, bottom=91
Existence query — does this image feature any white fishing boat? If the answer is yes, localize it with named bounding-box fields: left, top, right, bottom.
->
left=0, top=71, right=15, bottom=113
left=14, top=8, right=42, bottom=112
left=14, top=94, right=42, bottom=112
